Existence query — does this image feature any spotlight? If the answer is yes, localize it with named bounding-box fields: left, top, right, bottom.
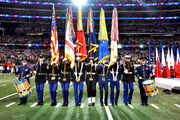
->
left=43, top=44, right=47, bottom=47
left=133, top=45, right=136, bottom=48
left=140, top=44, right=144, bottom=48
left=35, top=43, right=39, bottom=47
left=118, top=44, right=123, bottom=49
left=59, top=44, right=62, bottom=48
left=28, top=44, right=32, bottom=47
left=72, top=0, right=87, bottom=7
left=125, top=45, right=129, bottom=48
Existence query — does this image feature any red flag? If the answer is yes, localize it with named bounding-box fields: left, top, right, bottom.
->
left=165, top=59, right=171, bottom=78
left=156, top=48, right=162, bottom=77
left=174, top=60, right=180, bottom=78
left=75, top=8, right=87, bottom=61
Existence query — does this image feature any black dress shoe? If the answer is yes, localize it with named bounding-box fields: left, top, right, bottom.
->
left=54, top=102, right=57, bottom=106
left=115, top=102, right=118, bottom=106
left=111, top=103, right=114, bottom=106
left=125, top=103, right=128, bottom=106
left=78, top=103, right=81, bottom=106
left=76, top=104, right=80, bottom=106
left=105, top=103, right=108, bottom=106
left=128, top=101, right=132, bottom=104
left=92, top=103, right=95, bottom=106
left=37, top=103, right=41, bottom=106
left=50, top=103, right=54, bottom=106
left=18, top=103, right=23, bottom=105
left=40, top=103, right=43, bottom=106
left=101, top=103, right=104, bottom=106
left=141, top=103, right=144, bottom=106
left=62, top=103, right=66, bottom=106
left=145, top=103, right=149, bottom=106
left=88, top=103, right=92, bottom=106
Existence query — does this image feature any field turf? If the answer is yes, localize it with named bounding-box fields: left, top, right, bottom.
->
left=0, top=74, right=180, bottom=120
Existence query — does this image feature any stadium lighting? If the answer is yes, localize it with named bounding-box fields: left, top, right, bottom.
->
left=133, top=45, right=136, bottom=48
left=118, top=44, right=123, bottom=49
left=43, top=44, right=47, bottom=47
left=125, top=45, right=129, bottom=48
left=140, top=44, right=144, bottom=48
left=35, top=43, right=39, bottom=47
left=72, top=0, right=87, bottom=7
left=59, top=44, right=62, bottom=48
left=28, top=44, right=32, bottom=47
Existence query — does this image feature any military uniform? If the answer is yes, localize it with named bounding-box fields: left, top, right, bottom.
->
left=85, top=63, right=98, bottom=106
left=122, top=61, right=135, bottom=105
left=15, top=64, right=32, bottom=105
left=34, top=61, right=47, bottom=105
left=59, top=61, right=72, bottom=106
left=135, top=64, right=152, bottom=106
left=109, top=62, right=121, bottom=105
left=72, top=62, right=86, bottom=106
left=98, top=63, right=109, bottom=106
left=47, top=64, right=59, bottom=106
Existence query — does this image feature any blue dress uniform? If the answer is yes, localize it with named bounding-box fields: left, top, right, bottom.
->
left=85, top=63, right=98, bottom=106
left=15, top=64, right=32, bottom=105
left=98, top=63, right=109, bottom=106
left=135, top=64, right=152, bottom=106
left=72, top=62, right=85, bottom=106
left=34, top=62, right=47, bottom=106
left=47, top=64, right=59, bottom=106
left=122, top=61, right=135, bottom=105
left=108, top=62, right=121, bottom=106
left=59, top=61, right=72, bottom=106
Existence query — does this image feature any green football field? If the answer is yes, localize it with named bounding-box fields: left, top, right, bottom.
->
left=0, top=74, right=180, bottom=120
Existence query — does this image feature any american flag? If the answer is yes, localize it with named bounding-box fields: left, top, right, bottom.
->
left=50, top=5, right=59, bottom=66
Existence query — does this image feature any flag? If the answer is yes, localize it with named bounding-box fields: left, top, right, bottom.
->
left=166, top=44, right=171, bottom=69
left=87, top=8, right=98, bottom=63
left=156, top=48, right=162, bottom=77
left=159, top=41, right=163, bottom=62
left=161, top=44, right=166, bottom=66
left=75, top=8, right=87, bottom=61
left=153, top=40, right=156, bottom=64
left=177, top=48, right=180, bottom=72
left=170, top=46, right=174, bottom=68
left=165, top=59, right=171, bottom=78
left=109, top=8, right=118, bottom=68
left=98, top=8, right=110, bottom=64
left=50, top=5, right=59, bottom=66
left=148, top=41, right=151, bottom=66
left=65, top=6, right=76, bottom=69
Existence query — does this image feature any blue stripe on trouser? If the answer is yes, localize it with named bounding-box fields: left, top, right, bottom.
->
left=61, top=83, right=70, bottom=104
left=49, top=83, right=58, bottom=103
left=36, top=83, right=45, bottom=103
left=123, top=82, right=134, bottom=103
left=73, top=82, right=83, bottom=104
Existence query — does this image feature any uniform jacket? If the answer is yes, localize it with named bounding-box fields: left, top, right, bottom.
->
left=46, top=64, right=59, bottom=84
left=97, top=63, right=109, bottom=83
left=35, top=62, right=47, bottom=84
left=108, top=62, right=121, bottom=82
left=135, top=64, right=152, bottom=80
left=122, top=61, right=135, bottom=83
left=85, top=63, right=98, bottom=82
left=59, top=61, right=72, bottom=83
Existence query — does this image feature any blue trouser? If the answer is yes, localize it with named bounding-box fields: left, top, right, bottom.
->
left=49, top=83, right=58, bottom=103
left=138, top=80, right=148, bottom=104
left=61, top=83, right=70, bottom=104
left=110, top=81, right=120, bottom=104
left=36, top=83, right=45, bottom=103
left=99, top=81, right=108, bottom=104
left=123, top=82, right=134, bottom=103
left=73, top=82, right=83, bottom=104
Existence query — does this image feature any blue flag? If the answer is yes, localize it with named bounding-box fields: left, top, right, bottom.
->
left=153, top=40, right=156, bottom=64
left=87, top=9, right=98, bottom=63
left=148, top=41, right=151, bottom=66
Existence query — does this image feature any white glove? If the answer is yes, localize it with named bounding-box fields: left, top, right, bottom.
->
left=124, top=69, right=128, bottom=74
left=76, top=57, right=81, bottom=61
left=139, top=76, right=143, bottom=79
left=63, top=58, right=67, bottom=62
left=33, top=71, right=37, bottom=74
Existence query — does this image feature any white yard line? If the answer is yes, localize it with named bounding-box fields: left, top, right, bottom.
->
left=5, top=102, right=16, bottom=107
left=105, top=106, right=114, bottom=120
left=151, top=104, right=160, bottom=109
left=0, top=86, right=35, bottom=101
left=55, top=103, right=61, bottom=108
left=80, top=103, right=84, bottom=108
left=174, top=104, right=180, bottom=108
left=128, top=104, right=134, bottom=109
left=30, top=102, right=38, bottom=107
